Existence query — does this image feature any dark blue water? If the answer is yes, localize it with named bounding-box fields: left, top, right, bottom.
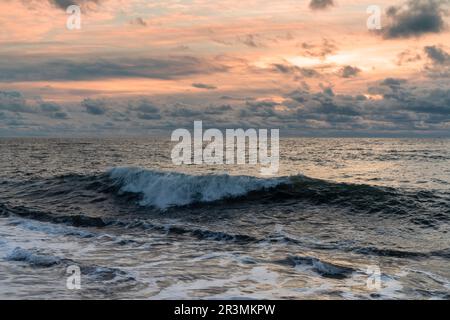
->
left=0, top=137, right=449, bottom=299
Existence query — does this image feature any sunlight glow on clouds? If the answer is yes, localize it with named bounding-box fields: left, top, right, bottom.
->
left=0, top=0, right=449, bottom=136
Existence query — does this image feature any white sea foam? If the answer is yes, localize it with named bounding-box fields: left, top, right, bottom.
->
left=109, top=167, right=287, bottom=209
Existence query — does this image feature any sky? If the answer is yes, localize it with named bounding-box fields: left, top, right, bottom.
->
left=0, top=0, right=450, bottom=137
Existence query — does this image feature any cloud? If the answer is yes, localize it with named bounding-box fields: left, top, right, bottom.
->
left=241, top=100, right=280, bottom=118
left=299, top=68, right=321, bottom=78
left=40, top=102, right=62, bottom=112
left=383, top=0, right=449, bottom=39
left=39, top=102, right=70, bottom=119
left=309, top=0, right=334, bottom=10
left=237, top=34, right=264, bottom=48
left=2, top=84, right=450, bottom=137
left=110, top=111, right=130, bottom=122
left=368, top=78, right=409, bottom=100
left=424, top=45, right=450, bottom=77
left=272, top=63, right=320, bottom=78
left=0, top=91, right=74, bottom=132
left=299, top=39, right=338, bottom=58
left=322, top=87, right=335, bottom=97
left=192, top=83, right=217, bottom=90
left=380, top=78, right=408, bottom=88
left=281, top=82, right=450, bottom=134
left=168, top=104, right=203, bottom=117
left=137, top=113, right=162, bottom=120
left=128, top=99, right=162, bottom=120
left=0, top=91, right=72, bottom=121
left=273, top=63, right=298, bottom=74
left=0, top=55, right=228, bottom=82
left=0, top=91, right=35, bottom=113
left=50, top=111, right=70, bottom=119
left=47, top=0, right=102, bottom=10
left=396, top=49, right=422, bottom=65
left=424, top=45, right=450, bottom=64
left=339, top=66, right=361, bottom=78
left=82, top=98, right=107, bottom=115
left=131, top=100, right=160, bottom=114
left=130, top=17, right=147, bottom=27
left=204, top=104, right=233, bottom=115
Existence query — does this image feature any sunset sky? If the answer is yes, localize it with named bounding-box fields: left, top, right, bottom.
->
left=1, top=0, right=450, bottom=136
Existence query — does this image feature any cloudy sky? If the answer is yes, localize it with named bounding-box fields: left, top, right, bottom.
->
left=1, top=0, right=450, bottom=136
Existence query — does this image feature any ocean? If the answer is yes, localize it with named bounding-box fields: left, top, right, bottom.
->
left=0, top=137, right=449, bottom=299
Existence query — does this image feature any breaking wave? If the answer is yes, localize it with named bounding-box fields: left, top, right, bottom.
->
left=108, top=167, right=286, bottom=209
left=2, top=167, right=448, bottom=218
left=107, top=167, right=448, bottom=216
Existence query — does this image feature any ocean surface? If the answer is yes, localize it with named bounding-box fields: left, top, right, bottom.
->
left=0, top=137, right=449, bottom=299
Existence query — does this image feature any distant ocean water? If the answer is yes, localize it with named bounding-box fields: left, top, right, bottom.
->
left=0, top=137, right=449, bottom=299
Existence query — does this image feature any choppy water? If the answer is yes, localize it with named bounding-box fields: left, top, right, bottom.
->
left=0, top=137, right=449, bottom=299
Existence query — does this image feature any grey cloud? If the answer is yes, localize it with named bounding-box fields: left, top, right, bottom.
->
left=204, top=104, right=233, bottom=115
left=47, top=0, right=102, bottom=10
left=322, top=87, right=335, bottom=97
left=241, top=100, right=280, bottom=118
left=130, top=17, right=147, bottom=27
left=2, top=85, right=450, bottom=136
left=127, top=99, right=161, bottom=121
left=82, top=98, right=107, bottom=115
left=137, top=113, right=162, bottom=120
left=300, top=39, right=338, bottom=58
left=40, top=102, right=62, bottom=112
left=4, top=119, right=29, bottom=127
left=39, top=102, right=70, bottom=119
left=380, top=78, right=408, bottom=89
left=0, top=55, right=228, bottom=82
left=131, top=100, right=160, bottom=114
left=424, top=45, right=450, bottom=77
left=309, top=0, right=334, bottom=10
left=299, top=68, right=320, bottom=78
left=168, top=105, right=203, bottom=117
left=110, top=111, right=130, bottom=122
left=0, top=91, right=72, bottom=120
left=192, top=83, right=217, bottom=90
left=396, top=50, right=422, bottom=65
left=0, top=91, right=35, bottom=113
left=50, top=111, right=70, bottom=119
left=0, top=110, right=24, bottom=121
left=383, top=0, right=449, bottom=39
left=273, top=63, right=320, bottom=78
left=281, top=82, right=450, bottom=134
left=381, top=78, right=407, bottom=86
left=424, top=45, right=450, bottom=64
left=368, top=78, right=410, bottom=101
left=339, top=66, right=361, bottom=78
left=92, top=121, right=116, bottom=130
left=238, top=34, right=263, bottom=48
left=246, top=100, right=279, bottom=109
left=273, top=63, right=298, bottom=74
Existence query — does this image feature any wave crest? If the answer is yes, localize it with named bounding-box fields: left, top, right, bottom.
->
left=109, top=167, right=286, bottom=209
